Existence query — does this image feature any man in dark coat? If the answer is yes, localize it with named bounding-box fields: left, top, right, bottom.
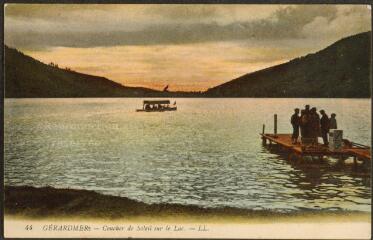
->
left=309, top=107, right=320, bottom=144
left=305, top=105, right=310, bottom=115
left=330, top=113, right=337, bottom=129
left=291, top=108, right=300, bottom=144
left=300, top=110, right=307, bottom=139
left=320, top=110, right=330, bottom=145
left=301, top=105, right=311, bottom=137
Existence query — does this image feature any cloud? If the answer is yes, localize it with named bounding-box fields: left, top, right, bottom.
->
left=6, top=4, right=370, bottom=92
left=146, top=5, right=220, bottom=20
left=5, top=4, right=277, bottom=24
left=5, top=4, right=370, bottom=50
left=302, top=5, right=371, bottom=39
left=5, top=4, right=121, bottom=20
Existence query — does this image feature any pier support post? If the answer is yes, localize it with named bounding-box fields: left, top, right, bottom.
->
left=362, top=159, right=369, bottom=170
left=353, top=156, right=358, bottom=170
left=337, top=155, right=345, bottom=166
left=289, top=152, right=297, bottom=161
left=274, top=114, right=277, bottom=137
left=262, top=124, right=266, bottom=145
left=297, top=153, right=305, bottom=164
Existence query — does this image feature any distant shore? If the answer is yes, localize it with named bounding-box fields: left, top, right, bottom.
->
left=4, top=96, right=372, bottom=99
left=4, top=186, right=370, bottom=222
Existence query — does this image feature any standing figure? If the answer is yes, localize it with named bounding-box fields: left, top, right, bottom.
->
left=314, top=107, right=321, bottom=136
left=329, top=113, right=337, bottom=129
left=300, top=105, right=312, bottom=144
left=300, top=110, right=307, bottom=139
left=320, top=110, right=330, bottom=145
left=309, top=107, right=320, bottom=144
left=304, top=105, right=310, bottom=115
left=290, top=108, right=300, bottom=144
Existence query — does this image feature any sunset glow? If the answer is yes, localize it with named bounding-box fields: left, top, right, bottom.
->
left=5, top=4, right=371, bottom=91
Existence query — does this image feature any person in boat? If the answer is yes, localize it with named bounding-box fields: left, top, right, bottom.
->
left=319, top=110, right=330, bottom=145
left=145, top=104, right=150, bottom=111
left=290, top=108, right=300, bottom=144
left=330, top=113, right=337, bottom=129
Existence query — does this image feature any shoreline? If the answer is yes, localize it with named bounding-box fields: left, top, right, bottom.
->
left=4, top=97, right=372, bottom=99
left=4, top=185, right=370, bottom=223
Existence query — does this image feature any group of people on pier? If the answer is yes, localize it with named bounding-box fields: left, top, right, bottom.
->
left=290, top=105, right=337, bottom=145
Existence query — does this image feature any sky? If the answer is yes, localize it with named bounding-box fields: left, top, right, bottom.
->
left=5, top=4, right=371, bottom=91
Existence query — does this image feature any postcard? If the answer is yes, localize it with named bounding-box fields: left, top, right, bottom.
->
left=2, top=3, right=372, bottom=239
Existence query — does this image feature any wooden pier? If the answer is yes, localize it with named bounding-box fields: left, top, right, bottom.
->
left=261, top=133, right=371, bottom=168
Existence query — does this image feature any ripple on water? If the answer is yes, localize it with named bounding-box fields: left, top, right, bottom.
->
left=4, top=98, right=371, bottom=212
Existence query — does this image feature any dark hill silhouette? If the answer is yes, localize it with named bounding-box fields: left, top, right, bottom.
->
left=4, top=46, right=198, bottom=98
left=206, top=31, right=371, bottom=98
left=5, top=31, right=371, bottom=98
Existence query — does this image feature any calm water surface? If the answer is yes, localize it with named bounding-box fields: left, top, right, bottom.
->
left=4, top=98, right=371, bottom=212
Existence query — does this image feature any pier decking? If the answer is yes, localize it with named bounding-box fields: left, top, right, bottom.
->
left=261, top=133, right=371, bottom=164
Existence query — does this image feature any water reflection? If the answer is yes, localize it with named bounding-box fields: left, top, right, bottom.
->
left=4, top=98, right=371, bottom=213
left=263, top=145, right=370, bottom=211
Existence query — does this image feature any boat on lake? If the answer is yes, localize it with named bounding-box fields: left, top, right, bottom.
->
left=136, top=100, right=177, bottom=112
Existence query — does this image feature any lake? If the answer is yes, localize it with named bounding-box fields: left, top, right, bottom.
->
left=4, top=98, right=371, bottom=212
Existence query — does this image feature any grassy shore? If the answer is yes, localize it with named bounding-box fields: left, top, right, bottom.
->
left=4, top=185, right=370, bottom=222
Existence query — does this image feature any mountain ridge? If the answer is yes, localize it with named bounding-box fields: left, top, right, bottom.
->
left=4, top=31, right=371, bottom=98
left=4, top=46, right=200, bottom=98
left=205, top=31, right=371, bottom=98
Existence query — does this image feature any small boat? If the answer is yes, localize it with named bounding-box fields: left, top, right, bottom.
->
left=136, top=100, right=177, bottom=112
